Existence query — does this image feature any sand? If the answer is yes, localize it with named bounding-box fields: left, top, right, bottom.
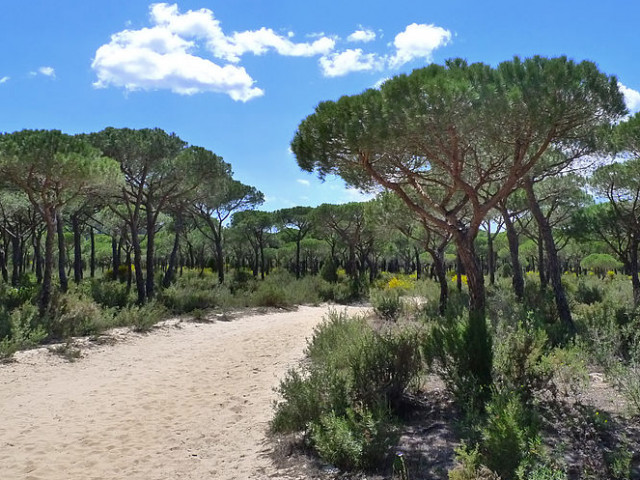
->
left=0, top=305, right=368, bottom=480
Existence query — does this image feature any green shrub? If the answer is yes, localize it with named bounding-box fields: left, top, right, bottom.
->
left=370, top=289, right=402, bottom=321
left=575, top=278, right=604, bottom=305
left=114, top=301, right=169, bottom=332
left=493, top=314, right=551, bottom=402
left=272, top=310, right=423, bottom=470
left=350, top=329, right=422, bottom=407
left=90, top=279, right=130, bottom=308
left=309, top=407, right=396, bottom=470
left=0, top=303, right=46, bottom=359
left=427, top=312, right=493, bottom=413
left=48, top=291, right=111, bottom=339
left=251, top=282, right=291, bottom=308
left=448, top=444, right=499, bottom=480
left=320, top=258, right=339, bottom=283
left=481, top=390, right=538, bottom=480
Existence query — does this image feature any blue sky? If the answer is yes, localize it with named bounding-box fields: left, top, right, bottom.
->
left=1, top=1, right=639, bottom=210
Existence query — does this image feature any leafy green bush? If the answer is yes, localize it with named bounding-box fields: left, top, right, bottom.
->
left=426, top=312, right=493, bottom=413
left=320, top=257, right=339, bottom=283
left=90, top=279, right=131, bottom=308
left=448, top=444, right=499, bottom=480
left=575, top=277, right=604, bottom=305
left=114, top=301, right=169, bottom=332
left=350, top=329, right=422, bottom=407
left=271, top=310, right=422, bottom=470
left=493, top=314, right=552, bottom=402
left=0, top=303, right=46, bottom=359
left=309, top=407, right=396, bottom=470
left=370, top=289, right=402, bottom=321
left=49, top=291, right=110, bottom=338
left=481, top=390, right=538, bottom=480
left=251, top=281, right=291, bottom=308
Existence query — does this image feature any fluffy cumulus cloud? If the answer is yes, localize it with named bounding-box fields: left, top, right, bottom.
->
left=320, top=49, right=385, bottom=77
left=92, top=2, right=337, bottom=100
left=347, top=28, right=376, bottom=43
left=389, top=23, right=451, bottom=68
left=319, top=23, right=451, bottom=77
left=0, top=76, right=9, bottom=84
left=620, top=82, right=640, bottom=114
left=39, top=66, right=56, bottom=77
left=93, top=3, right=452, bottom=97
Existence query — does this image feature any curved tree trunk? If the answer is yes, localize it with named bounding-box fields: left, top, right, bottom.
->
left=524, top=178, right=574, bottom=334
left=40, top=209, right=56, bottom=317
left=72, top=214, right=82, bottom=284
left=455, top=232, right=492, bottom=396
left=90, top=227, right=96, bottom=278
left=430, top=247, right=448, bottom=315
left=501, top=208, right=524, bottom=300
left=162, top=216, right=182, bottom=288
left=56, top=211, right=68, bottom=293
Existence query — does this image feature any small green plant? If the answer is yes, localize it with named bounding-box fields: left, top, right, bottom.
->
left=115, top=301, right=169, bottom=332
left=49, top=341, right=82, bottom=362
left=392, top=452, right=409, bottom=480
left=607, top=438, right=633, bottom=479
left=371, top=289, right=403, bottom=321
left=448, top=444, right=499, bottom=480
left=309, top=407, right=396, bottom=470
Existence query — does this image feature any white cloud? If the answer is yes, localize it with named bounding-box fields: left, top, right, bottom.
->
left=93, top=2, right=336, bottom=100
left=389, top=23, right=451, bottom=68
left=372, top=77, right=389, bottom=89
left=0, top=76, right=9, bottom=84
left=296, top=179, right=311, bottom=186
left=620, top=82, right=640, bottom=114
left=347, top=28, right=376, bottom=43
left=320, top=49, right=385, bottom=77
left=38, top=66, right=56, bottom=77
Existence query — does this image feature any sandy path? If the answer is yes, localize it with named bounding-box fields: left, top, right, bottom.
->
left=0, top=305, right=367, bottom=480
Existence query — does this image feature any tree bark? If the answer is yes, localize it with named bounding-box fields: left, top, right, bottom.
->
left=56, top=211, right=68, bottom=293
left=524, top=178, right=575, bottom=334
left=501, top=208, right=524, bottom=300
left=145, top=203, right=156, bottom=299
left=72, top=214, right=83, bottom=284
left=629, top=236, right=640, bottom=307
left=90, top=227, right=95, bottom=278
left=487, top=222, right=495, bottom=285
left=431, top=248, right=448, bottom=315
left=33, top=231, right=43, bottom=284
left=537, top=225, right=547, bottom=290
left=11, top=235, right=21, bottom=286
left=40, top=210, right=56, bottom=317
left=414, top=246, right=422, bottom=280
left=162, top=216, right=181, bottom=288
left=130, top=222, right=146, bottom=304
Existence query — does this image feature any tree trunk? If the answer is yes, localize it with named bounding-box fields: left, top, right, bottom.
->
left=56, top=211, right=68, bottom=293
left=524, top=178, right=574, bottom=334
left=501, top=208, right=524, bottom=300
left=0, top=245, right=7, bottom=283
left=537, top=225, right=547, bottom=290
left=454, top=232, right=492, bottom=396
left=629, top=236, right=640, bottom=307
left=487, top=223, right=495, bottom=286
left=90, top=227, right=96, bottom=278
left=162, top=217, right=182, bottom=288
left=295, top=238, right=301, bottom=279
left=145, top=203, right=155, bottom=299
left=11, top=235, right=21, bottom=286
left=40, top=211, right=56, bottom=317
left=456, top=253, right=463, bottom=292
left=130, top=222, right=146, bottom=304
left=72, top=214, right=82, bottom=284
left=414, top=246, right=422, bottom=280
left=431, top=248, right=448, bottom=315
left=33, top=231, right=43, bottom=284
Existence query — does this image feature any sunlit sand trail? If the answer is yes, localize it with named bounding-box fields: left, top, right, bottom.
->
left=0, top=305, right=367, bottom=480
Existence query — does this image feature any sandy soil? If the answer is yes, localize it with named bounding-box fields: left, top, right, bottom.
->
left=0, top=305, right=368, bottom=480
